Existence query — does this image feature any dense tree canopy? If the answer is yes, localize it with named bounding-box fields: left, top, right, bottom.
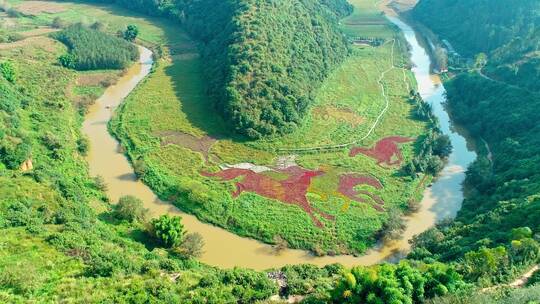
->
left=78, top=0, right=352, bottom=138
left=413, top=0, right=540, bottom=57
left=51, top=24, right=139, bottom=70
left=409, top=0, right=540, bottom=288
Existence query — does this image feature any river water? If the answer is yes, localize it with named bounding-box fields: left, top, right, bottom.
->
left=83, top=17, right=476, bottom=270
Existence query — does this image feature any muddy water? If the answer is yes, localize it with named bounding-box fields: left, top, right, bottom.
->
left=84, top=16, right=476, bottom=269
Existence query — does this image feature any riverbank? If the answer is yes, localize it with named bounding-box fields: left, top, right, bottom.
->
left=79, top=0, right=475, bottom=269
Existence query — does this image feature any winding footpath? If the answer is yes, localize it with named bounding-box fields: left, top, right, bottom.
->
left=279, top=38, right=406, bottom=153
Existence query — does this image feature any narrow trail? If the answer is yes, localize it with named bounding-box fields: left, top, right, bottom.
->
left=482, top=264, right=539, bottom=292
left=279, top=38, right=409, bottom=153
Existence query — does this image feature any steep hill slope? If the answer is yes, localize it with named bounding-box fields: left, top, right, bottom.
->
left=412, top=0, right=540, bottom=56
left=83, top=0, right=352, bottom=138
left=409, top=0, right=540, bottom=286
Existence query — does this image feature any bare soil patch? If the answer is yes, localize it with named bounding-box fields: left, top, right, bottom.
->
left=77, top=73, right=119, bottom=87
left=156, top=131, right=216, bottom=160
left=313, top=105, right=364, bottom=128
left=15, top=1, right=66, bottom=15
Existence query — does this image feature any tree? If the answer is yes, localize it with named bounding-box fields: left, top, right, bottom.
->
left=58, top=53, right=76, bottom=69
left=462, top=246, right=509, bottom=282
left=379, top=209, right=406, bottom=240
left=114, top=195, right=148, bottom=223
left=0, top=61, right=15, bottom=83
left=150, top=215, right=185, bottom=248
left=433, top=135, right=452, bottom=158
left=133, top=158, right=147, bottom=178
left=176, top=232, right=205, bottom=258
left=123, top=24, right=139, bottom=42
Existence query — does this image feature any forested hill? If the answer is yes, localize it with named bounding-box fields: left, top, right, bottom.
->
left=412, top=0, right=540, bottom=57
left=408, top=0, right=540, bottom=287
left=79, top=0, right=352, bottom=138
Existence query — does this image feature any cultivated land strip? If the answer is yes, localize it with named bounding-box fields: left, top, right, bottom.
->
left=279, top=38, right=408, bottom=153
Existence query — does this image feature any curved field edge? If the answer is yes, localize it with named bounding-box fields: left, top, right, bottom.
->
left=109, top=0, right=432, bottom=255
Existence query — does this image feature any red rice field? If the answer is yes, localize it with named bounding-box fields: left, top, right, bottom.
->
left=349, top=136, right=414, bottom=166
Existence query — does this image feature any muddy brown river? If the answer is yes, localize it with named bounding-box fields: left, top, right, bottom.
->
left=83, top=17, right=477, bottom=270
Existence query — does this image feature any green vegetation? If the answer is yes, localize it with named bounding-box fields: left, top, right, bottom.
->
left=151, top=215, right=186, bottom=248
left=408, top=0, right=540, bottom=291
left=81, top=0, right=353, bottom=137
left=113, top=195, right=148, bottom=223
left=52, top=23, right=139, bottom=70
left=0, top=7, right=278, bottom=302
left=412, top=0, right=540, bottom=56
left=109, top=0, right=434, bottom=255
left=329, top=262, right=467, bottom=303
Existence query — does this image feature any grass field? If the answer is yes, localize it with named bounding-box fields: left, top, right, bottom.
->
left=2, top=0, right=430, bottom=255
left=104, top=0, right=431, bottom=255
left=0, top=7, right=278, bottom=301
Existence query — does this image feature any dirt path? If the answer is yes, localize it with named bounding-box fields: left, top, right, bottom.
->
left=279, top=38, right=406, bottom=153
left=482, top=264, right=539, bottom=292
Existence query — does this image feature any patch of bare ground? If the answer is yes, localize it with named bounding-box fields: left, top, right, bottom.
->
left=15, top=1, right=66, bottom=15
left=380, top=0, right=418, bottom=16
left=155, top=131, right=216, bottom=161
left=312, top=105, right=364, bottom=128
left=77, top=72, right=121, bottom=87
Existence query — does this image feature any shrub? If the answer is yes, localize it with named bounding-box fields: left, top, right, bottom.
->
left=113, top=195, right=148, bottom=223
left=58, top=53, right=76, bottom=69
left=0, top=61, right=16, bottom=83
left=176, top=232, right=205, bottom=258
left=150, top=215, right=185, bottom=248
left=527, top=269, right=540, bottom=286
left=76, top=137, right=90, bottom=156
left=123, top=24, right=139, bottom=42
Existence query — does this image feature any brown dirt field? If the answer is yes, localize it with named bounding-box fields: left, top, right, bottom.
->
left=155, top=131, right=216, bottom=160
left=312, top=105, right=364, bottom=128
left=15, top=1, right=66, bottom=15
left=77, top=73, right=120, bottom=87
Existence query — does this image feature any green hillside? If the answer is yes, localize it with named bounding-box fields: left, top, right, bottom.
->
left=81, top=0, right=353, bottom=138
left=409, top=0, right=540, bottom=289
left=412, top=0, right=540, bottom=56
